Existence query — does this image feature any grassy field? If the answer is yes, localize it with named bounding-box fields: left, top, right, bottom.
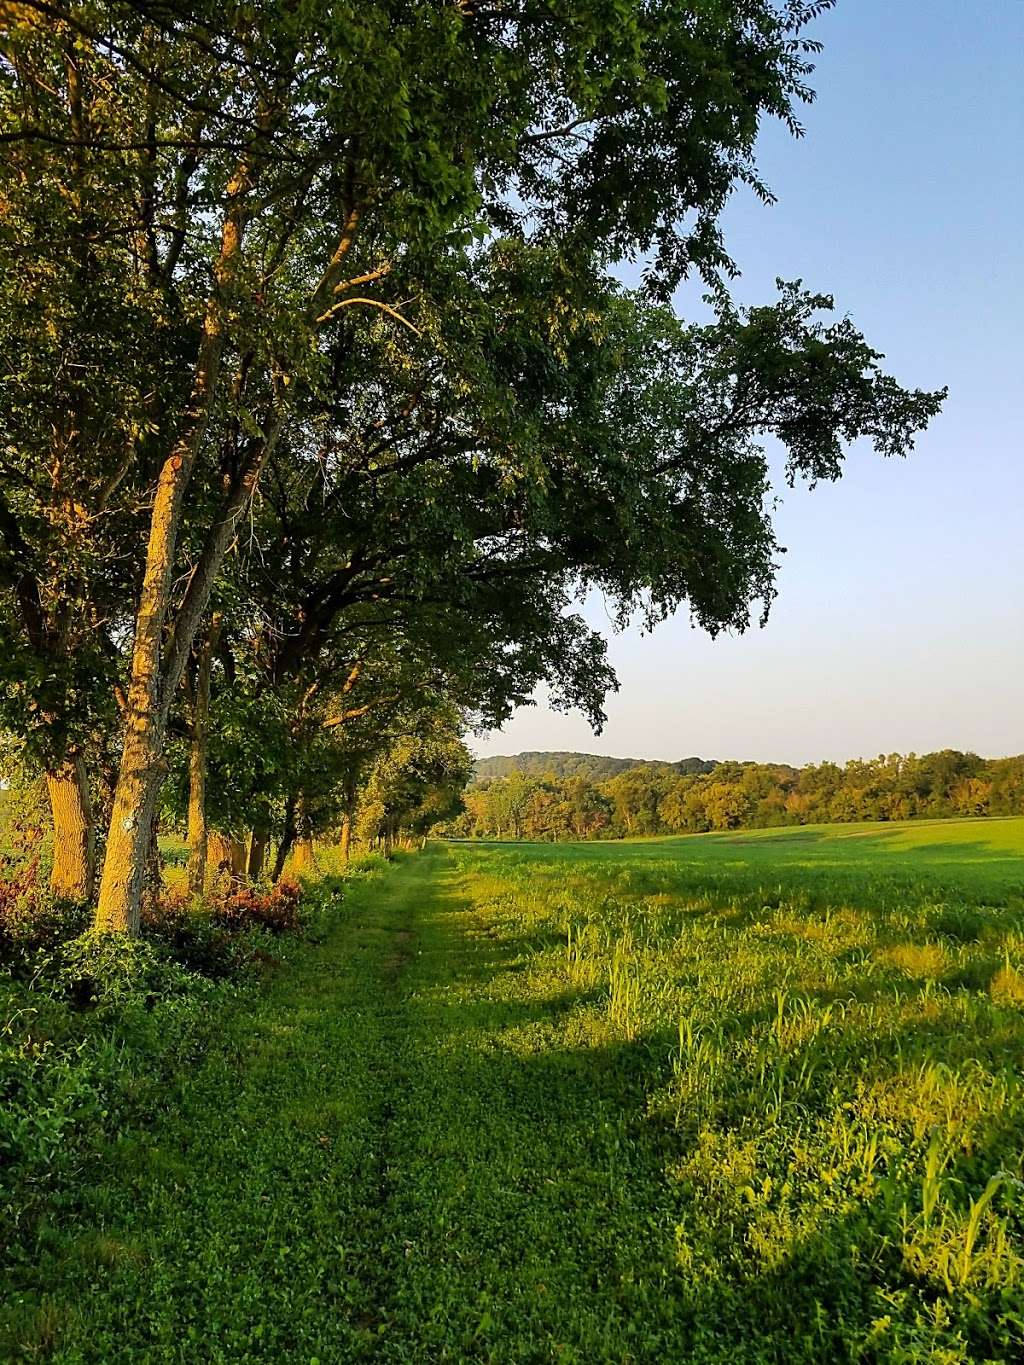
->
left=5, top=818, right=1024, bottom=1362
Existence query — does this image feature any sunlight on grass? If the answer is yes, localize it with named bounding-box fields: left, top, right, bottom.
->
left=442, top=818, right=1024, bottom=1359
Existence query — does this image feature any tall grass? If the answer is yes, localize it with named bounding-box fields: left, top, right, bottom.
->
left=448, top=817, right=1024, bottom=1360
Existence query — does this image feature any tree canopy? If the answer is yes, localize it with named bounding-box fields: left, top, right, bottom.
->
left=0, top=0, right=944, bottom=928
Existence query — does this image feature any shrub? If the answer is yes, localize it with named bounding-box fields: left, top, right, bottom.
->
left=2, top=866, right=315, bottom=991
left=0, top=863, right=91, bottom=972
left=139, top=900, right=253, bottom=978
left=211, top=879, right=303, bottom=936
left=56, top=930, right=195, bottom=1011
left=1, top=945, right=234, bottom=1274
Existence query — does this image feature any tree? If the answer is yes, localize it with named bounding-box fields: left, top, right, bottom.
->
left=355, top=711, right=472, bottom=852
left=952, top=777, right=992, bottom=818
left=604, top=769, right=669, bottom=836
left=1, top=2, right=944, bottom=929
left=560, top=777, right=611, bottom=840
left=487, top=773, right=537, bottom=842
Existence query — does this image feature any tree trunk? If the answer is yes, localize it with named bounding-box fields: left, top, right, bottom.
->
left=208, top=829, right=245, bottom=873
left=94, top=166, right=250, bottom=935
left=143, top=811, right=163, bottom=911
left=93, top=461, right=185, bottom=933
left=271, top=794, right=298, bottom=883
left=290, top=791, right=314, bottom=872
left=209, top=831, right=245, bottom=881
left=270, top=834, right=294, bottom=884
left=338, top=813, right=352, bottom=863
left=45, top=755, right=95, bottom=900
left=292, top=838, right=315, bottom=872
left=246, top=826, right=269, bottom=880
left=186, top=614, right=222, bottom=896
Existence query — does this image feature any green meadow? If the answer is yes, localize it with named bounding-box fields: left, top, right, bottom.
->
left=514, top=814, right=1024, bottom=907
left=5, top=818, right=1024, bottom=1362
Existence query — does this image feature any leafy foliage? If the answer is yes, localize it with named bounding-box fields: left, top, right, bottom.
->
left=475, top=751, right=717, bottom=780
left=457, top=748, right=1024, bottom=839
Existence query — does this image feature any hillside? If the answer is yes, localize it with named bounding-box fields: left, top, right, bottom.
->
left=472, top=751, right=717, bottom=781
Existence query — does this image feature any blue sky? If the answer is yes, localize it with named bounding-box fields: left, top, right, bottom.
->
left=477, top=0, right=1024, bottom=766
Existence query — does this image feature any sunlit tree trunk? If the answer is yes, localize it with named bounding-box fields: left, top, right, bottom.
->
left=209, top=830, right=246, bottom=885
left=95, top=465, right=187, bottom=932
left=186, top=614, right=222, bottom=896
left=143, top=811, right=163, bottom=911
left=45, top=755, right=95, bottom=900
left=338, top=812, right=352, bottom=863
left=291, top=791, right=314, bottom=872
left=292, top=838, right=315, bottom=871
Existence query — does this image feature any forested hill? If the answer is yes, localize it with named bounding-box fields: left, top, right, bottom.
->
left=473, top=752, right=718, bottom=781
left=456, top=750, right=1024, bottom=842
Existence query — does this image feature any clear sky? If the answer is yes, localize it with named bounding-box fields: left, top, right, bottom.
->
left=476, top=0, right=1024, bottom=767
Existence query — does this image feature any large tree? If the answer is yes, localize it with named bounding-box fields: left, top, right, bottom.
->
left=1, top=0, right=943, bottom=928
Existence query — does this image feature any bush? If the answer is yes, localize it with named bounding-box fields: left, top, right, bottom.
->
left=0, top=862, right=91, bottom=973
left=139, top=900, right=254, bottom=978
left=211, top=879, right=304, bottom=936
left=0, top=864, right=340, bottom=1292
left=0, top=948, right=234, bottom=1273
left=55, top=930, right=198, bottom=1011
left=0, top=866, right=331, bottom=1029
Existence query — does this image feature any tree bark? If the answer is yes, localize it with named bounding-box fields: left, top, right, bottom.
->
left=45, top=755, right=95, bottom=900
left=209, top=830, right=246, bottom=885
left=143, top=811, right=163, bottom=911
left=292, top=837, right=315, bottom=872
left=93, top=460, right=189, bottom=932
left=246, top=825, right=269, bottom=880
left=186, top=614, right=222, bottom=897
left=291, top=791, right=315, bottom=872
left=94, top=164, right=249, bottom=935
left=338, top=812, right=352, bottom=863
left=271, top=793, right=298, bottom=883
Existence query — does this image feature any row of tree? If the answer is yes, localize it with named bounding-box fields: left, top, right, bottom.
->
left=0, top=1, right=943, bottom=931
left=452, top=751, right=1024, bottom=840
left=473, top=751, right=717, bottom=781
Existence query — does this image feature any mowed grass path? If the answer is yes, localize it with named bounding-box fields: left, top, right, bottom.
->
left=20, top=820, right=1024, bottom=1362
left=28, top=850, right=694, bottom=1362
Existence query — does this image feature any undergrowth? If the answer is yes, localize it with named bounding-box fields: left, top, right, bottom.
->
left=3, top=825, right=1022, bottom=1362
left=0, top=861, right=353, bottom=1302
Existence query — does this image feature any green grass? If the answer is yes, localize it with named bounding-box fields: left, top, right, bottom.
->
left=5, top=819, right=1024, bottom=1362
left=497, top=813, right=1024, bottom=907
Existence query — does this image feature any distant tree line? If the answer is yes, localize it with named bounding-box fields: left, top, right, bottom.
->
left=450, top=751, right=1024, bottom=841
left=473, top=752, right=717, bottom=782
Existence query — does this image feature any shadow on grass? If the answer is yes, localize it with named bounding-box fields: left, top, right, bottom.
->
left=368, top=859, right=1021, bottom=1361
left=8, top=849, right=1018, bottom=1365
